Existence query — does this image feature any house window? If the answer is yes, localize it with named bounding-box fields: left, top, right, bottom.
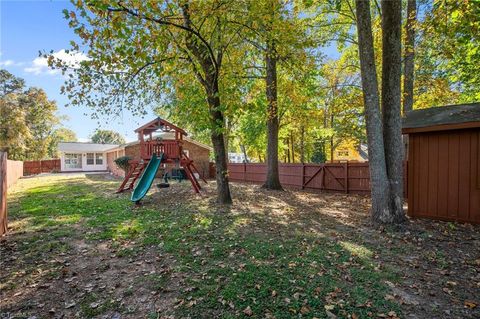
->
left=96, top=153, right=103, bottom=165
left=65, top=153, right=81, bottom=169
left=86, top=153, right=94, bottom=165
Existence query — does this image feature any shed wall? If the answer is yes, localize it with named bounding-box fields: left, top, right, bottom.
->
left=408, top=128, right=480, bottom=223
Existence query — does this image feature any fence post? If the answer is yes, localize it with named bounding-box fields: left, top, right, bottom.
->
left=0, top=152, right=7, bottom=236
left=302, top=163, right=305, bottom=189
left=243, top=162, right=247, bottom=182
left=344, top=162, right=348, bottom=193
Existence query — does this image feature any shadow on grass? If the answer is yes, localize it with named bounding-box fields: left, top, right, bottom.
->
left=3, top=174, right=401, bottom=319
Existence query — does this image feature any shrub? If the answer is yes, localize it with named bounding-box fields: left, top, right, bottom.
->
left=114, top=156, right=132, bottom=173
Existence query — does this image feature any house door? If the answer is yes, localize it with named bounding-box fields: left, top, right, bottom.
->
left=86, top=153, right=96, bottom=169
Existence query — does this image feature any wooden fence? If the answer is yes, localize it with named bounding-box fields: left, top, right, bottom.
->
left=228, top=162, right=408, bottom=195
left=7, top=160, right=23, bottom=189
left=1, top=152, right=7, bottom=236
left=23, top=159, right=60, bottom=175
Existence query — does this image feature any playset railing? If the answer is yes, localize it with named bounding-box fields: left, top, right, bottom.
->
left=140, top=140, right=180, bottom=160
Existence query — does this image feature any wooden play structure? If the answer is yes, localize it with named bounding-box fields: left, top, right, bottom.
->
left=116, top=118, right=206, bottom=195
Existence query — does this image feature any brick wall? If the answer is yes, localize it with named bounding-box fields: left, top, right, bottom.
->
left=182, top=140, right=210, bottom=178
left=125, top=143, right=141, bottom=161
left=106, top=149, right=125, bottom=177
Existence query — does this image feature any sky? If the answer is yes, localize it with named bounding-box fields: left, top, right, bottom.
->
left=1, top=1, right=339, bottom=143
left=0, top=0, right=156, bottom=142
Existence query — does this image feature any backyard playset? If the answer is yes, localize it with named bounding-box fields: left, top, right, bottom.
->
left=116, top=118, right=207, bottom=202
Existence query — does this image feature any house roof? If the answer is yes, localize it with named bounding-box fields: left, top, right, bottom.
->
left=402, top=103, right=480, bottom=133
left=58, top=142, right=119, bottom=153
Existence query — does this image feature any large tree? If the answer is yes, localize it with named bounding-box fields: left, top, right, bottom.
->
left=233, top=0, right=313, bottom=189
left=0, top=70, right=61, bottom=160
left=355, top=0, right=405, bottom=224
left=381, top=0, right=404, bottom=222
left=48, top=128, right=77, bottom=158
left=91, top=129, right=125, bottom=144
left=48, top=1, right=252, bottom=204
left=402, top=0, right=416, bottom=114
left=422, top=0, right=480, bottom=101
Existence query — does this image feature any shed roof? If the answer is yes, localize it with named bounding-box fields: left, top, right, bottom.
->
left=58, top=142, right=119, bottom=153
left=402, top=103, right=480, bottom=133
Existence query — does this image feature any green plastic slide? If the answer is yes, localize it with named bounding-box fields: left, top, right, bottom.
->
left=130, top=152, right=164, bottom=203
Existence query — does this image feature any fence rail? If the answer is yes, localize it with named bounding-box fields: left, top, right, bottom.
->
left=228, top=162, right=408, bottom=195
left=23, top=159, right=60, bottom=175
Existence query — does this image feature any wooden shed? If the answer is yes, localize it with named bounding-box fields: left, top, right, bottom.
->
left=403, top=103, right=480, bottom=224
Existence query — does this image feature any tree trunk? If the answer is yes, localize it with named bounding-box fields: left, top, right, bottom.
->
left=330, top=112, right=334, bottom=162
left=402, top=0, right=416, bottom=162
left=181, top=3, right=231, bottom=204
left=262, top=41, right=283, bottom=190
left=355, top=0, right=391, bottom=223
left=382, top=0, right=405, bottom=222
left=300, top=126, right=305, bottom=163
left=208, top=91, right=232, bottom=205
left=290, top=131, right=295, bottom=163
left=224, top=133, right=229, bottom=162
left=330, top=136, right=334, bottom=162
left=403, top=0, right=416, bottom=115
left=240, top=144, right=249, bottom=163
left=286, top=140, right=291, bottom=163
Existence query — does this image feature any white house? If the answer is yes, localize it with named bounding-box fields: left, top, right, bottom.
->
left=58, top=142, right=119, bottom=172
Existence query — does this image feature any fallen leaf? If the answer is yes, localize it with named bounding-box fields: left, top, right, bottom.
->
left=243, top=306, right=253, bottom=316
left=64, top=301, right=76, bottom=309
left=90, top=302, right=100, bottom=309
left=300, top=305, right=310, bottom=314
left=464, top=300, right=477, bottom=308
left=384, top=294, right=395, bottom=301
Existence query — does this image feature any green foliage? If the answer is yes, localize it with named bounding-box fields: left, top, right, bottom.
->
left=47, top=128, right=77, bottom=158
left=45, top=0, right=479, bottom=166
left=90, top=129, right=125, bottom=144
left=311, top=140, right=327, bottom=163
left=0, top=69, right=68, bottom=160
left=114, top=156, right=132, bottom=173
left=420, top=0, right=480, bottom=101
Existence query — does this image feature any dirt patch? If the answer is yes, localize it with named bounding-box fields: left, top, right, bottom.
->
left=1, top=232, right=181, bottom=319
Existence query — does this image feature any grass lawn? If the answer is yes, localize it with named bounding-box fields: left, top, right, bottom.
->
left=1, top=173, right=479, bottom=319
